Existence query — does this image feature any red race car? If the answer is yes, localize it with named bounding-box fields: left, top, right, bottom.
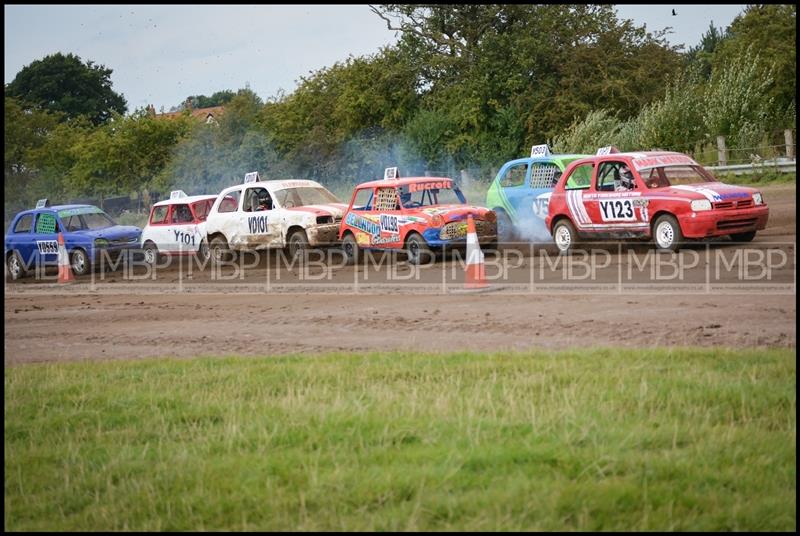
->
left=545, top=148, right=769, bottom=252
left=339, top=168, right=497, bottom=264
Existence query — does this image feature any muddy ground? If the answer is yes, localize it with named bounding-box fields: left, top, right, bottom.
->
left=4, top=184, right=795, bottom=365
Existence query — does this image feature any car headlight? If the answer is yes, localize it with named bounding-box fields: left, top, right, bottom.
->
left=691, top=199, right=712, bottom=212
left=94, top=238, right=109, bottom=248
left=753, top=192, right=763, bottom=205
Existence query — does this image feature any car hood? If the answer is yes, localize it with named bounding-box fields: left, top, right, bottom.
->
left=410, top=205, right=494, bottom=223
left=81, top=225, right=142, bottom=240
left=283, top=203, right=348, bottom=218
left=668, top=182, right=758, bottom=202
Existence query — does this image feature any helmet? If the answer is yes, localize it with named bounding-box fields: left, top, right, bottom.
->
left=620, top=166, right=634, bottom=189
left=257, top=189, right=271, bottom=208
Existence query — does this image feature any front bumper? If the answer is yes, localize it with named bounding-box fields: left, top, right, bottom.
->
left=422, top=221, right=497, bottom=248
left=306, top=223, right=341, bottom=247
left=92, top=243, right=140, bottom=264
left=678, top=205, right=769, bottom=238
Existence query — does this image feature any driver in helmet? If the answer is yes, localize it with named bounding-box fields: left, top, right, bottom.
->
left=616, top=165, right=635, bottom=191
left=257, top=189, right=272, bottom=211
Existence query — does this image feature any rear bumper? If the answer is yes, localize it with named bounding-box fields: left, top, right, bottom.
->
left=678, top=206, right=769, bottom=238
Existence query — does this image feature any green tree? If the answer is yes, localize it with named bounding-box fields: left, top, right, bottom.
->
left=6, top=52, right=127, bottom=125
left=178, top=90, right=237, bottom=111
left=66, top=110, right=194, bottom=198
left=686, top=22, right=728, bottom=79
left=712, top=4, right=796, bottom=126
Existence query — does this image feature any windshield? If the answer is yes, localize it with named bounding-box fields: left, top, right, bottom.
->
left=399, top=183, right=466, bottom=208
left=640, top=165, right=717, bottom=189
left=275, top=187, right=340, bottom=208
left=81, top=212, right=116, bottom=230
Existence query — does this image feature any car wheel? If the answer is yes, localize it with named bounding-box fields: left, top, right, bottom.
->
left=197, top=239, right=210, bottom=262
left=405, top=233, right=434, bottom=265
left=288, top=230, right=310, bottom=261
left=495, top=209, right=514, bottom=243
left=730, top=231, right=756, bottom=243
left=6, top=251, right=26, bottom=281
left=552, top=219, right=577, bottom=255
left=143, top=242, right=159, bottom=265
left=209, top=236, right=231, bottom=264
left=653, top=214, right=683, bottom=252
left=342, top=233, right=360, bottom=266
left=70, top=248, right=91, bottom=276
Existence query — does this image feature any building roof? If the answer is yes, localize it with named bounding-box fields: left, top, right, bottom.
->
left=153, top=105, right=225, bottom=122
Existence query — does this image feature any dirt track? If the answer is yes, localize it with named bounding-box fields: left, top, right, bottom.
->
left=4, top=184, right=796, bottom=365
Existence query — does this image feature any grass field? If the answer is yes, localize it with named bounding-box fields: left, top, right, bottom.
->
left=4, top=348, right=796, bottom=531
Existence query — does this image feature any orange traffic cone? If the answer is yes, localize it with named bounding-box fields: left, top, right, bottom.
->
left=464, top=215, right=488, bottom=289
left=57, top=233, right=75, bottom=284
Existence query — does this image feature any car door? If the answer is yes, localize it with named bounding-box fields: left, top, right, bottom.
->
left=168, top=203, right=200, bottom=253
left=517, top=160, right=562, bottom=237
left=7, top=213, right=36, bottom=268
left=345, top=187, right=377, bottom=247
left=562, top=162, right=595, bottom=232
left=146, top=205, right=174, bottom=252
left=241, top=186, right=280, bottom=248
left=589, top=160, right=644, bottom=232
left=31, top=211, right=61, bottom=267
left=497, top=161, right=529, bottom=220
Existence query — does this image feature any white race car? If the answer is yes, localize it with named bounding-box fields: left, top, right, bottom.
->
left=140, top=191, right=218, bottom=264
left=204, top=172, right=348, bottom=261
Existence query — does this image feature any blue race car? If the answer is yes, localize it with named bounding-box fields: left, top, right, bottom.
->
left=4, top=200, right=141, bottom=280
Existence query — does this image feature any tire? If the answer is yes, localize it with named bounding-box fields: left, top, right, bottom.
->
left=653, top=214, right=683, bottom=252
left=552, top=219, right=577, bottom=255
left=730, top=231, right=756, bottom=243
left=6, top=251, right=26, bottom=281
left=342, top=233, right=360, bottom=266
left=405, top=233, right=434, bottom=265
left=209, top=235, right=232, bottom=264
left=143, top=241, right=159, bottom=265
left=288, top=230, right=310, bottom=261
left=70, top=248, right=91, bottom=276
left=197, top=239, right=210, bottom=262
left=495, top=209, right=515, bottom=244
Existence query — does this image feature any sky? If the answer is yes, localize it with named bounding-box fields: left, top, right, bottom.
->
left=5, top=4, right=748, bottom=113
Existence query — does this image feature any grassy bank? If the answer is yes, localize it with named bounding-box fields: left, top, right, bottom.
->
left=4, top=348, right=796, bottom=530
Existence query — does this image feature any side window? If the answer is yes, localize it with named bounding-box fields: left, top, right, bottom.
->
left=63, top=215, right=84, bottom=231
left=565, top=164, right=594, bottom=190
left=530, top=163, right=561, bottom=188
left=243, top=187, right=272, bottom=212
left=35, top=213, right=59, bottom=234
left=14, top=214, right=33, bottom=233
left=351, top=189, right=373, bottom=211
left=500, top=163, right=528, bottom=188
left=170, top=204, right=193, bottom=223
left=374, top=187, right=399, bottom=211
left=150, top=206, right=168, bottom=224
left=192, top=200, right=212, bottom=222
left=597, top=162, right=622, bottom=192
left=218, top=191, right=241, bottom=213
